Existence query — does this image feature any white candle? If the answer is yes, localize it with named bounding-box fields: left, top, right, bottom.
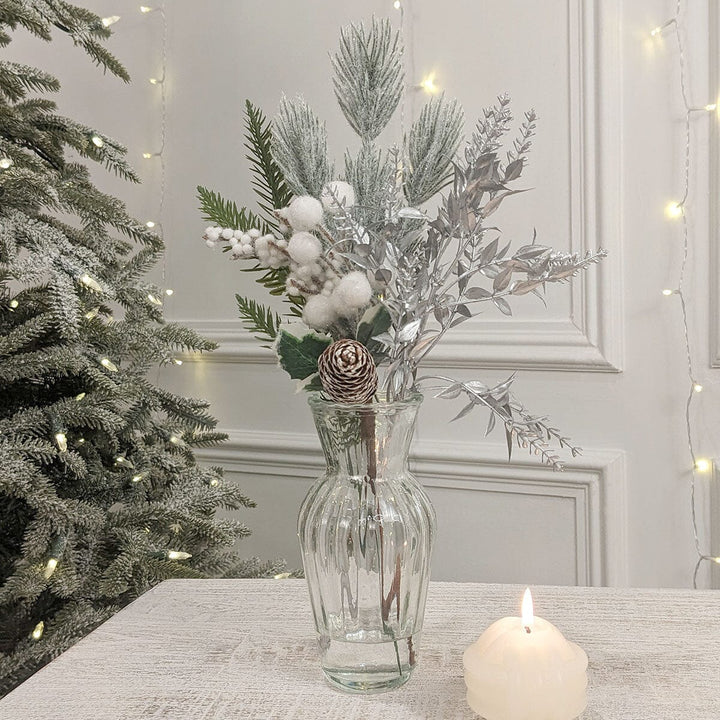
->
left=463, top=589, right=588, bottom=720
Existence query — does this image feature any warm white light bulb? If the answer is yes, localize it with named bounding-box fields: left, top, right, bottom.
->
left=142, top=152, right=153, bottom=159
left=140, top=5, right=152, bottom=12
left=167, top=550, right=191, bottom=561
left=131, top=473, right=144, bottom=483
left=0, top=157, right=12, bottom=169
left=169, top=434, right=181, bottom=444
left=79, top=273, right=102, bottom=292
left=101, top=15, right=121, bottom=27
left=115, top=456, right=131, bottom=467
left=44, top=558, right=58, bottom=579
left=9, top=299, right=19, bottom=308
left=172, top=358, right=183, bottom=366
left=209, top=478, right=219, bottom=487
left=147, top=293, right=163, bottom=305
left=165, top=288, right=174, bottom=296
left=665, top=201, right=683, bottom=219
left=100, top=357, right=118, bottom=372
left=662, top=288, right=674, bottom=296
left=420, top=72, right=439, bottom=94
left=705, top=103, right=717, bottom=111
left=714, top=557, right=720, bottom=565
left=31, top=621, right=44, bottom=640
left=274, top=572, right=292, bottom=580
left=650, top=26, right=662, bottom=37
left=75, top=392, right=86, bottom=401
left=146, top=221, right=156, bottom=228
left=54, top=432, right=67, bottom=453
left=393, top=0, right=401, bottom=8
left=695, top=458, right=711, bottom=473
left=693, top=383, right=703, bottom=393
left=77, top=438, right=85, bottom=444
left=149, top=77, right=160, bottom=85
left=91, top=135, right=104, bottom=148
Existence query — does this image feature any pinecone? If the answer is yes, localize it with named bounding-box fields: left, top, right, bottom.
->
left=318, top=339, right=378, bottom=403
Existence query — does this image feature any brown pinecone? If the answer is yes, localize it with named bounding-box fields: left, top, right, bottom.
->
left=318, top=339, right=378, bottom=403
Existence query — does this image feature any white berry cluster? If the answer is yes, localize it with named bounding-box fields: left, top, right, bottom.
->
left=202, top=182, right=373, bottom=333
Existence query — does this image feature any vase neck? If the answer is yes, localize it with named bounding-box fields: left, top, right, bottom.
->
left=310, top=398, right=421, bottom=480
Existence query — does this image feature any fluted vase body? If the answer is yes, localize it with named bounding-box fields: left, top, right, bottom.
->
left=298, top=393, right=436, bottom=693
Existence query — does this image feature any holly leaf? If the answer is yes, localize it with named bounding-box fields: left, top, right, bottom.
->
left=275, top=330, right=331, bottom=380
left=357, top=304, right=392, bottom=345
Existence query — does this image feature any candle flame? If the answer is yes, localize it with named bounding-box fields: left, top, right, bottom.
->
left=521, top=587, right=534, bottom=631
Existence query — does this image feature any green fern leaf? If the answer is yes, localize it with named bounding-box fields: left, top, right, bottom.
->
left=236, top=295, right=281, bottom=343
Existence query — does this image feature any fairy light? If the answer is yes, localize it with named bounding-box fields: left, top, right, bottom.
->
left=209, top=477, right=219, bottom=487
left=75, top=392, right=86, bottom=401
left=115, top=455, right=133, bottom=467
left=393, top=0, right=401, bottom=8
left=44, top=558, right=58, bottom=579
left=9, top=298, right=18, bottom=308
left=145, top=220, right=156, bottom=228
left=101, top=15, right=121, bottom=27
left=167, top=550, right=191, bottom=561
left=172, top=358, right=183, bottom=365
left=79, top=273, right=102, bottom=292
left=54, top=432, right=67, bottom=452
left=131, top=473, right=145, bottom=483
left=91, top=134, right=104, bottom=148
left=77, top=438, right=85, bottom=444
left=140, top=5, right=153, bottom=12
left=31, top=621, right=44, bottom=640
left=653, top=2, right=718, bottom=588
left=100, top=357, right=118, bottom=372
left=0, top=157, right=12, bottom=169
left=142, top=152, right=153, bottom=159
left=420, top=72, right=439, bottom=94
left=662, top=288, right=675, bottom=296
left=274, top=572, right=292, bottom=580
left=165, top=288, right=174, bottom=296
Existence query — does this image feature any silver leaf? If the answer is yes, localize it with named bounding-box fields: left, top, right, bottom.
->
left=397, top=319, right=421, bottom=343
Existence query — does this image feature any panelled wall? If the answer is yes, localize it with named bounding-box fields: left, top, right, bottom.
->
left=9, top=0, right=720, bottom=587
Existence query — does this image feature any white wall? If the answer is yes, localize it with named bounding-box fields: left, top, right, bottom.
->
left=9, top=0, right=720, bottom=587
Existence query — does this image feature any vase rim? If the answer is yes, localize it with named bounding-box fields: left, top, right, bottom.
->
left=307, top=391, right=423, bottom=411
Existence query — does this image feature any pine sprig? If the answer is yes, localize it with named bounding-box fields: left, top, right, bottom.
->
left=243, top=100, right=292, bottom=225
left=236, top=295, right=281, bottom=344
left=196, top=186, right=268, bottom=233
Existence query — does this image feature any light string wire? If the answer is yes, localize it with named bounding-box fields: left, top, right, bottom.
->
left=655, top=0, right=716, bottom=588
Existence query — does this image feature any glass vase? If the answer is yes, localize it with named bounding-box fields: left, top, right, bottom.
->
left=298, top=392, right=436, bottom=693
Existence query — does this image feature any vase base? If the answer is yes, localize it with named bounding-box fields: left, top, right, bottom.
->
left=319, top=633, right=417, bottom=694
left=323, top=666, right=413, bottom=694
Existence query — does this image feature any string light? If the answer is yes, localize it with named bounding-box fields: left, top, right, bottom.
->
left=147, top=292, right=163, bottom=305
left=661, top=288, right=675, bottom=296
left=652, top=2, right=718, bottom=588
left=0, top=157, right=12, bottom=169
left=167, top=550, right=191, bottom=561
left=140, top=5, right=153, bottom=12
left=131, top=473, right=145, bottom=483
left=75, top=392, right=86, bottom=401
left=393, top=0, right=401, bottom=8
left=169, top=433, right=182, bottom=444
left=165, top=288, right=174, bottom=296
left=43, top=558, right=58, bottom=579
left=148, top=77, right=163, bottom=85
left=142, top=152, right=154, bottom=159
left=172, top=358, right=183, bottom=366
left=77, top=438, right=85, bottom=444
left=145, top=220, right=156, bottom=228
left=100, top=357, right=118, bottom=372
left=115, top=455, right=133, bottom=467
left=274, top=572, right=292, bottom=580
left=31, top=621, right=44, bottom=641
left=704, top=103, right=717, bottom=111
left=665, top=201, right=683, bottom=219
left=209, top=477, right=219, bottom=487
left=420, top=72, right=439, bottom=94
left=91, top=135, right=104, bottom=148
left=54, top=432, right=67, bottom=452
left=79, top=273, right=102, bottom=292
left=694, top=458, right=711, bottom=474
left=101, top=15, right=121, bottom=27
left=9, top=298, right=18, bottom=308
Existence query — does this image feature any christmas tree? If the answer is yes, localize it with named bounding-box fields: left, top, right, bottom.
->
left=0, top=1, right=278, bottom=696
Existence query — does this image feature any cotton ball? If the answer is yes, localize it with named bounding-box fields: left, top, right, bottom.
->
left=221, top=228, right=234, bottom=240
left=248, top=228, right=261, bottom=239
left=230, top=243, right=245, bottom=257
left=205, top=238, right=217, bottom=248
left=332, top=271, right=372, bottom=316
left=321, top=181, right=356, bottom=213
left=288, top=232, right=322, bottom=265
left=285, top=196, right=324, bottom=231
left=303, top=294, right=336, bottom=330
left=206, top=227, right=221, bottom=241
left=228, top=237, right=239, bottom=247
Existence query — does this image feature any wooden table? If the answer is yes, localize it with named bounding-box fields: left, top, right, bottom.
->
left=2, top=580, right=719, bottom=719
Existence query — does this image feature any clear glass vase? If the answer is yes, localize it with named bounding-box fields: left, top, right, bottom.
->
left=298, top=392, right=436, bottom=693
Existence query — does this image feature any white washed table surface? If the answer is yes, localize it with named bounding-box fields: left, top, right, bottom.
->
left=1, top=579, right=719, bottom=719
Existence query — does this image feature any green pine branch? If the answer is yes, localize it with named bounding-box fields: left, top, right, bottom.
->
left=196, top=186, right=268, bottom=233
left=244, top=100, right=292, bottom=224
left=236, top=295, right=281, bottom=344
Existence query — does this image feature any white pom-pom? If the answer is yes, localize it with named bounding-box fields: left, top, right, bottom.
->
left=207, top=227, right=221, bottom=241
left=303, top=295, right=336, bottom=330
left=221, top=228, right=234, bottom=240
left=230, top=243, right=245, bottom=257
left=288, top=232, right=322, bottom=265
left=278, top=222, right=290, bottom=235
left=285, top=196, right=324, bottom=231
left=249, top=228, right=261, bottom=239
left=233, top=229, right=244, bottom=240
left=228, top=237, right=239, bottom=247
left=321, top=181, right=356, bottom=213
left=205, top=238, right=217, bottom=248
left=332, top=271, right=372, bottom=315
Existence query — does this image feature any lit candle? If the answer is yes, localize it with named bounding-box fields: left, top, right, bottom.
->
left=463, top=588, right=588, bottom=720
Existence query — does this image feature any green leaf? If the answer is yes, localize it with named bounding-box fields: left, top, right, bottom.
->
left=275, top=330, right=331, bottom=380
left=236, top=295, right=281, bottom=343
left=244, top=100, right=292, bottom=224
left=196, top=186, right=268, bottom=232
left=356, top=304, right=392, bottom=345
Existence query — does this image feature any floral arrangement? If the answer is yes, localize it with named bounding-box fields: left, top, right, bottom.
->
left=197, top=18, right=605, bottom=469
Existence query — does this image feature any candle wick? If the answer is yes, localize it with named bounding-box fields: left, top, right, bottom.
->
left=524, top=625, right=532, bottom=634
